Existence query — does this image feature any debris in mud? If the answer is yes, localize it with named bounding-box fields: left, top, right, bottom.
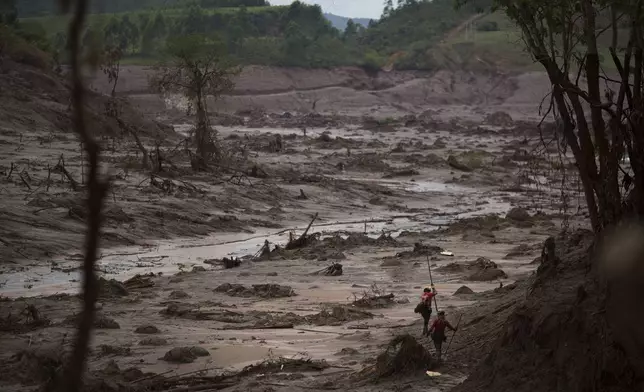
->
left=394, top=242, right=443, bottom=258
left=433, top=137, right=447, bottom=148
left=307, top=306, right=373, bottom=326
left=0, top=304, right=50, bottom=332
left=470, top=257, right=498, bottom=270
left=374, top=334, right=433, bottom=378
left=161, top=346, right=210, bottom=363
left=214, top=283, right=296, bottom=298
left=404, top=153, right=445, bottom=167
left=191, top=266, right=207, bottom=272
left=286, top=213, right=319, bottom=250
left=2, top=346, right=68, bottom=385
left=336, top=347, right=360, bottom=356
left=98, top=344, right=131, bottom=357
left=205, top=257, right=241, bottom=269
left=443, top=214, right=508, bottom=234
left=123, top=274, right=155, bottom=290
left=485, top=111, right=514, bottom=126
left=160, top=303, right=225, bottom=320
left=466, top=257, right=508, bottom=281
left=140, top=337, right=168, bottom=346
left=169, top=290, right=191, bottom=299
left=296, top=188, right=308, bottom=200
left=135, top=324, right=160, bottom=334
left=437, top=262, right=465, bottom=273
left=98, top=277, right=128, bottom=298
left=506, top=207, right=532, bottom=223
left=447, top=155, right=473, bottom=172
left=353, top=284, right=395, bottom=308
left=94, top=316, right=121, bottom=329
left=314, top=263, right=343, bottom=276
left=347, top=153, right=392, bottom=172
left=239, top=356, right=329, bottom=376
left=454, top=286, right=475, bottom=295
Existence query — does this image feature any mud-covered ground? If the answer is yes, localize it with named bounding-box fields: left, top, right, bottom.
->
left=0, top=61, right=588, bottom=391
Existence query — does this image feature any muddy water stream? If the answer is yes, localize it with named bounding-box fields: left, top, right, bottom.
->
left=0, top=175, right=511, bottom=298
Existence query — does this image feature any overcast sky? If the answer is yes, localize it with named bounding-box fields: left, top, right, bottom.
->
left=269, top=0, right=383, bottom=19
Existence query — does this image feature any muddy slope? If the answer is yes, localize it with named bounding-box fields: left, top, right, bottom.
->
left=454, top=230, right=642, bottom=392
left=89, top=65, right=553, bottom=121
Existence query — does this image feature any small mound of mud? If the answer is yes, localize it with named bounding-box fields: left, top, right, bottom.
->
left=307, top=306, right=373, bottom=326
left=485, top=111, right=514, bottom=126
left=98, top=277, right=128, bottom=298
left=94, top=316, right=121, bottom=329
left=447, top=155, right=472, bottom=172
left=437, top=262, right=466, bottom=273
left=2, top=346, right=68, bottom=385
left=466, top=257, right=507, bottom=282
left=506, top=207, right=532, bottom=222
left=239, top=357, right=329, bottom=376
left=454, top=286, right=475, bottom=295
left=395, top=242, right=443, bottom=258
left=169, top=290, right=191, bottom=299
left=98, top=344, right=131, bottom=357
left=404, top=153, right=445, bottom=167
left=375, top=335, right=433, bottom=378
left=140, top=337, right=168, bottom=346
left=445, top=214, right=508, bottom=234
left=214, top=283, right=295, bottom=298
left=135, top=325, right=160, bottom=334
left=161, top=347, right=210, bottom=363
left=123, top=274, right=155, bottom=290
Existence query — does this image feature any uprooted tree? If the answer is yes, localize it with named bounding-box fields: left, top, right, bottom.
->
left=460, top=0, right=644, bottom=232
left=150, top=34, right=238, bottom=169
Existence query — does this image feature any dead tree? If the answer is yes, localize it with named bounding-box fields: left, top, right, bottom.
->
left=150, top=34, right=238, bottom=167
left=57, top=1, right=109, bottom=391
left=286, top=213, right=319, bottom=249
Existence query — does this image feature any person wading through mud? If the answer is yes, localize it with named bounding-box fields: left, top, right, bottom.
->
left=429, top=311, right=457, bottom=362
left=414, top=285, right=437, bottom=336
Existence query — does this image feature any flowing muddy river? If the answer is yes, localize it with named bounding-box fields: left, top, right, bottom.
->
left=0, top=176, right=511, bottom=298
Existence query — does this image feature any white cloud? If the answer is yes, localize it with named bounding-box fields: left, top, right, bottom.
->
left=268, top=0, right=382, bottom=19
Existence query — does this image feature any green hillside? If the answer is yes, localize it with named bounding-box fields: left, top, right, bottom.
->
left=13, top=0, right=626, bottom=72
left=20, top=1, right=362, bottom=68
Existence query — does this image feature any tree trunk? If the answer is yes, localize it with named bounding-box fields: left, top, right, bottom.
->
left=581, top=0, right=621, bottom=227
left=195, top=95, right=209, bottom=162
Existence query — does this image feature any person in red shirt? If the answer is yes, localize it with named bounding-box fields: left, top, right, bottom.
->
left=414, top=285, right=436, bottom=336
left=429, top=311, right=457, bottom=362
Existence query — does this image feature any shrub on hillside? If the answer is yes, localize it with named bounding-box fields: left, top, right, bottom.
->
left=476, top=21, right=499, bottom=32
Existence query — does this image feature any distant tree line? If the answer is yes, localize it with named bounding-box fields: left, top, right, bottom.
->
left=16, top=0, right=269, bottom=17
left=15, top=0, right=493, bottom=70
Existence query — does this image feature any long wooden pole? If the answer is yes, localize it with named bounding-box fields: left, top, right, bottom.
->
left=426, top=255, right=439, bottom=312
left=443, top=313, right=463, bottom=358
